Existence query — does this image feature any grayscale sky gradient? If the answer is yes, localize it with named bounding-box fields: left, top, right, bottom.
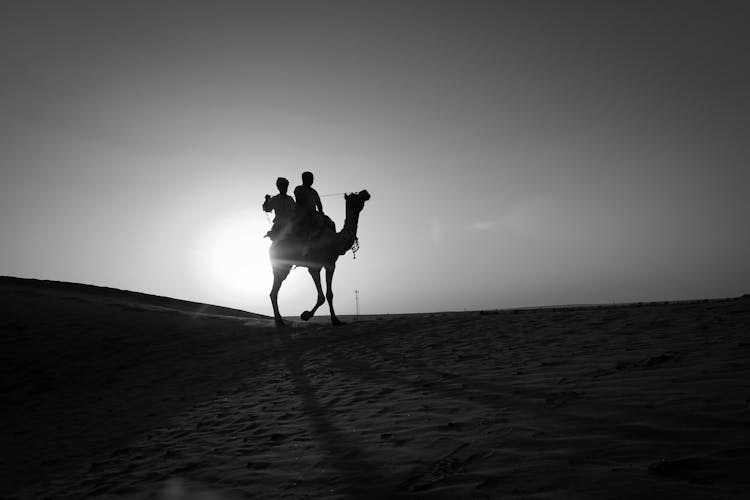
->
left=2, top=1, right=749, bottom=314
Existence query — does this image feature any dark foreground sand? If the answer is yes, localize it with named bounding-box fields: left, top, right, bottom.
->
left=2, top=277, right=749, bottom=499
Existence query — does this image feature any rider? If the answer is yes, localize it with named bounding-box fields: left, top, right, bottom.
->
left=263, top=177, right=295, bottom=241
left=293, top=171, right=324, bottom=255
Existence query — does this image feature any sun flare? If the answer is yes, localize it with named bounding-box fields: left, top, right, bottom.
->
left=193, top=210, right=275, bottom=309
left=193, top=210, right=316, bottom=313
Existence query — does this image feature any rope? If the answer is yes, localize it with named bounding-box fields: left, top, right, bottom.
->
left=320, top=191, right=347, bottom=198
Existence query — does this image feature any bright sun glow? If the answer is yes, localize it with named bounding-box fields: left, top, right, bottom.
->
left=193, top=210, right=270, bottom=307
left=193, top=210, right=313, bottom=314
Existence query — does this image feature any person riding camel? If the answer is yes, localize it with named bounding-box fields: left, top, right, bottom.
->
left=263, top=177, right=295, bottom=241
left=293, top=171, right=324, bottom=256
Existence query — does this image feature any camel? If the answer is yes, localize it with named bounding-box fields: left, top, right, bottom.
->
left=269, top=190, right=370, bottom=327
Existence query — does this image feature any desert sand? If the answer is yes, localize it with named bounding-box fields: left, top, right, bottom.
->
left=1, top=276, right=749, bottom=499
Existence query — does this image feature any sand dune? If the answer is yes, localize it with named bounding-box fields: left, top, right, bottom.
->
left=2, top=277, right=749, bottom=499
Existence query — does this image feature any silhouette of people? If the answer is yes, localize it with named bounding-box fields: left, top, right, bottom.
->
left=263, top=177, right=295, bottom=241
left=293, top=171, right=324, bottom=255
left=294, top=171, right=323, bottom=216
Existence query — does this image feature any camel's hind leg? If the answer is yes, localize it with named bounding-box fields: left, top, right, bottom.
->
left=300, top=267, right=325, bottom=321
left=270, top=264, right=291, bottom=327
left=325, top=264, right=344, bottom=326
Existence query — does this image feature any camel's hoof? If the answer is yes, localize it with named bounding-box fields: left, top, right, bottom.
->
left=300, top=310, right=312, bottom=321
left=331, top=319, right=347, bottom=327
left=275, top=318, right=286, bottom=328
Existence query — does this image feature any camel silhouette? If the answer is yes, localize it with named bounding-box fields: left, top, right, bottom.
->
left=269, top=190, right=370, bottom=327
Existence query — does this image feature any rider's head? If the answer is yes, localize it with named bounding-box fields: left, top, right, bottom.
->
left=276, top=177, right=289, bottom=194
left=301, top=171, right=314, bottom=187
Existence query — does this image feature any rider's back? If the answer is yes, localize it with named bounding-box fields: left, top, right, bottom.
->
left=293, top=184, right=320, bottom=215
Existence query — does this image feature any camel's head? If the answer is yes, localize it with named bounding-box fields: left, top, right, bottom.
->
left=345, top=190, right=370, bottom=213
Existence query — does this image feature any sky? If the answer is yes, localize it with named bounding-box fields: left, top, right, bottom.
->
left=1, top=1, right=749, bottom=315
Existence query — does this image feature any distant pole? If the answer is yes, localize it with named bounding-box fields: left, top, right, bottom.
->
left=355, top=289, right=360, bottom=320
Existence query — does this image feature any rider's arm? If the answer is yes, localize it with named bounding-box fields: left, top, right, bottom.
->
left=315, top=192, right=323, bottom=213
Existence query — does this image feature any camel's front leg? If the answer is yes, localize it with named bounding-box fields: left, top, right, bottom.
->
left=325, top=265, right=345, bottom=326
left=300, top=267, right=325, bottom=321
left=270, top=264, right=291, bottom=327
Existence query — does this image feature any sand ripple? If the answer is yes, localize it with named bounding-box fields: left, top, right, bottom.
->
left=2, top=281, right=749, bottom=498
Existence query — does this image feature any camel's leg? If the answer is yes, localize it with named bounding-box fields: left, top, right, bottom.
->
left=325, top=264, right=345, bottom=326
left=270, top=264, right=291, bottom=327
left=300, top=267, right=325, bottom=321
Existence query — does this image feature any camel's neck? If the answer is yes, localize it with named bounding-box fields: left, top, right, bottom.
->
left=343, top=210, right=360, bottom=237
left=337, top=209, right=361, bottom=252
